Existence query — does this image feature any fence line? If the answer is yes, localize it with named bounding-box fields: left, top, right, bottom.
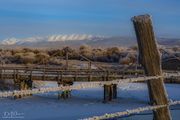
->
left=84, top=100, right=180, bottom=120
left=0, top=72, right=179, bottom=98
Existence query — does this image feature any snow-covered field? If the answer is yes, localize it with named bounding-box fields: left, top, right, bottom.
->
left=0, top=82, right=180, bottom=120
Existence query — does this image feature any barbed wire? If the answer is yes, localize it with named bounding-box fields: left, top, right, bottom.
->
left=0, top=72, right=179, bottom=98
left=84, top=100, right=180, bottom=120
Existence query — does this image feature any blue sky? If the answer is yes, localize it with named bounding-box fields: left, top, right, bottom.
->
left=0, top=0, right=180, bottom=39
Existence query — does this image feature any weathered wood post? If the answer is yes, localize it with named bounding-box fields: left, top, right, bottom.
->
left=103, top=70, right=117, bottom=102
left=88, top=72, right=92, bottom=81
left=132, top=14, right=171, bottom=120
left=14, top=70, right=33, bottom=99
left=112, top=84, right=117, bottom=99
left=14, top=70, right=21, bottom=98
left=104, top=84, right=112, bottom=102
left=61, top=83, right=71, bottom=99
left=43, top=69, right=46, bottom=81
left=65, top=49, right=69, bottom=70
left=60, top=71, right=72, bottom=99
left=104, top=70, right=110, bottom=102
left=27, top=70, right=33, bottom=96
left=0, top=68, right=4, bottom=90
left=88, top=62, right=92, bottom=81
left=0, top=69, right=2, bottom=81
left=57, top=71, right=62, bottom=99
left=88, top=61, right=91, bottom=70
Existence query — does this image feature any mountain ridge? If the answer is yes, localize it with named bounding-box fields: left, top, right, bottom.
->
left=0, top=34, right=179, bottom=48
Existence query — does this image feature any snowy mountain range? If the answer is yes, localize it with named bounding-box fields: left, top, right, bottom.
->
left=0, top=34, right=179, bottom=48
left=0, top=34, right=105, bottom=45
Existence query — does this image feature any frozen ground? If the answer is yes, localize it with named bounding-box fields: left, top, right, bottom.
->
left=0, top=82, right=180, bottom=120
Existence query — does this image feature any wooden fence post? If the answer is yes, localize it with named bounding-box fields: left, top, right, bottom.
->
left=28, top=70, right=33, bottom=96
left=103, top=71, right=117, bottom=102
left=132, top=14, right=171, bottom=120
left=14, top=70, right=21, bottom=99
left=57, top=71, right=61, bottom=99
left=0, top=69, right=2, bottom=81
left=0, top=68, right=7, bottom=90
left=14, top=70, right=33, bottom=99
left=59, top=71, right=71, bottom=99
left=112, top=84, right=117, bottom=99
left=88, top=62, right=92, bottom=81
left=65, top=50, right=69, bottom=70
left=104, top=84, right=112, bottom=102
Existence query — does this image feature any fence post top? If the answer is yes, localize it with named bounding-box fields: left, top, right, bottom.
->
left=131, top=14, right=152, bottom=22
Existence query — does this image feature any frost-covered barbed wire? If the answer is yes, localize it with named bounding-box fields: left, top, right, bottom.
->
left=0, top=72, right=179, bottom=98
left=0, top=82, right=103, bottom=98
left=84, top=100, right=180, bottom=120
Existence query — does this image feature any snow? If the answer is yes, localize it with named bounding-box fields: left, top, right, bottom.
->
left=0, top=34, right=106, bottom=45
left=0, top=83, right=180, bottom=120
left=72, top=64, right=98, bottom=69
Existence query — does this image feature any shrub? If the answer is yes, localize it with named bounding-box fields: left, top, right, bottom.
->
left=49, top=57, right=63, bottom=65
left=14, top=52, right=36, bottom=64
left=79, top=45, right=92, bottom=57
left=35, top=52, right=50, bottom=64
